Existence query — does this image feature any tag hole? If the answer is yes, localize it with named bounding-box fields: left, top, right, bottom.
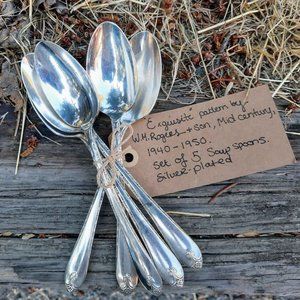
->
left=124, top=153, right=134, bottom=163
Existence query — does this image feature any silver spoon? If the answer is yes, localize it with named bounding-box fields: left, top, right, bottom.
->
left=87, top=22, right=184, bottom=287
left=123, top=32, right=203, bottom=269
left=86, top=21, right=138, bottom=292
left=21, top=52, right=163, bottom=294
left=112, top=30, right=162, bottom=292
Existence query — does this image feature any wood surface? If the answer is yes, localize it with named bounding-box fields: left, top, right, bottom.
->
left=0, top=99, right=299, bottom=297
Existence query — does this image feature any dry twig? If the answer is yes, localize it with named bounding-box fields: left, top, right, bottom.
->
left=208, top=182, right=237, bottom=204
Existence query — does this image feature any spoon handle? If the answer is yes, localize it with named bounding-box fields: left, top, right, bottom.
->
left=116, top=224, right=138, bottom=293
left=106, top=187, right=163, bottom=295
left=112, top=121, right=139, bottom=293
left=114, top=179, right=184, bottom=287
left=65, top=187, right=105, bottom=292
left=87, top=132, right=163, bottom=295
left=93, top=131, right=202, bottom=269
left=90, top=129, right=183, bottom=287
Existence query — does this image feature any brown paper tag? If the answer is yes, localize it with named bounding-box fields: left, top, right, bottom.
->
left=122, top=85, right=296, bottom=197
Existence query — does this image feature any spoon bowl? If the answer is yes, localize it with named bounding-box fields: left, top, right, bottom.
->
left=34, top=41, right=98, bottom=130
left=87, top=21, right=137, bottom=121
left=121, top=31, right=162, bottom=125
left=21, top=54, right=83, bottom=138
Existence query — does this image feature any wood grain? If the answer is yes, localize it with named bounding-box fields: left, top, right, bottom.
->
left=0, top=237, right=299, bottom=296
left=0, top=101, right=299, bottom=296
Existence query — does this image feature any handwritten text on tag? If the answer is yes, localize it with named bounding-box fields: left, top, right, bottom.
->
left=123, top=85, right=295, bottom=197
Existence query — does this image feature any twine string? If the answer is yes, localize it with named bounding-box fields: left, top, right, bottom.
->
left=95, top=124, right=133, bottom=188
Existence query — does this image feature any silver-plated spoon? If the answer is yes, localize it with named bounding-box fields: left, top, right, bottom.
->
left=87, top=22, right=184, bottom=287
left=21, top=51, right=163, bottom=294
left=113, top=30, right=162, bottom=291
left=86, top=21, right=138, bottom=292
left=121, top=32, right=203, bottom=269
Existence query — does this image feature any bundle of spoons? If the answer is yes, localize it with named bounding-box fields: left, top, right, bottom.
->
left=21, top=21, right=202, bottom=295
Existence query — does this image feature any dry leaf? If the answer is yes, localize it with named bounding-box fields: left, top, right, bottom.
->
left=0, top=61, right=24, bottom=111
left=0, top=16, right=29, bottom=49
left=36, top=0, right=68, bottom=15
left=236, top=230, right=260, bottom=238
left=22, top=233, right=35, bottom=240
left=9, top=90, right=24, bottom=112
left=1, top=1, right=17, bottom=17
left=0, top=231, right=13, bottom=237
left=20, top=135, right=39, bottom=158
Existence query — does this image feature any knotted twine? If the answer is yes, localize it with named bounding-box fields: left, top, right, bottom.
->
left=95, top=125, right=134, bottom=189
